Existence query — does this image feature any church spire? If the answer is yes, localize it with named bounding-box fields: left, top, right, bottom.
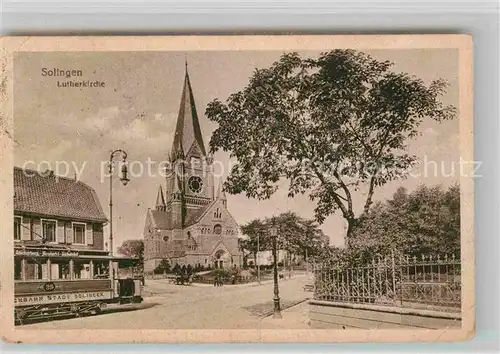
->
left=155, top=185, right=166, bottom=211
left=171, top=61, right=206, bottom=160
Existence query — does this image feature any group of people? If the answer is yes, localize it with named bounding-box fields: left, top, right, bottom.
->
left=213, top=274, right=224, bottom=287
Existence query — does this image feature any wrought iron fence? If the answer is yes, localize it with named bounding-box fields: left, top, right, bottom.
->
left=314, top=253, right=461, bottom=310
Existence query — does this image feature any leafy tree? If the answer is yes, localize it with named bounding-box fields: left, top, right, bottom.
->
left=153, top=258, right=171, bottom=274
left=206, top=50, right=456, bottom=242
left=240, top=212, right=329, bottom=262
left=117, top=239, right=144, bottom=259
left=299, top=218, right=330, bottom=260
left=240, top=219, right=269, bottom=266
left=349, top=183, right=460, bottom=261
left=117, top=239, right=144, bottom=271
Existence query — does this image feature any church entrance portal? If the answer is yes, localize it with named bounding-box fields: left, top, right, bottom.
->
left=214, top=249, right=227, bottom=269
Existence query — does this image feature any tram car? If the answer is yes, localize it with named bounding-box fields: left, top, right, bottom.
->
left=14, top=247, right=144, bottom=325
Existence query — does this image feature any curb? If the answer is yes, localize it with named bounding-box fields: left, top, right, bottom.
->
left=261, top=298, right=309, bottom=319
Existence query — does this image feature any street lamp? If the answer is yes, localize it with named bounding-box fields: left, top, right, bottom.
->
left=108, top=149, right=129, bottom=256
left=269, top=225, right=282, bottom=319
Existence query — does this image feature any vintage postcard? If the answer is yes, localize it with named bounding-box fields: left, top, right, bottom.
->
left=0, top=35, right=474, bottom=343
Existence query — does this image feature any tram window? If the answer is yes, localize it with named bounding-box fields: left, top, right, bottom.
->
left=25, top=259, right=48, bottom=280
left=14, top=260, right=22, bottom=280
left=94, top=261, right=109, bottom=278
left=51, top=260, right=70, bottom=280
left=73, top=261, right=91, bottom=279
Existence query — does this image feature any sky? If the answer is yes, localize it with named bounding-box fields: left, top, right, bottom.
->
left=13, top=49, right=459, bottom=251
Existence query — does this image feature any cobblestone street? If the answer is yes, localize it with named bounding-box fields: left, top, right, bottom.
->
left=22, top=274, right=312, bottom=329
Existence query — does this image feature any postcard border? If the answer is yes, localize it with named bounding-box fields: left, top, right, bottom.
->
left=0, top=34, right=474, bottom=343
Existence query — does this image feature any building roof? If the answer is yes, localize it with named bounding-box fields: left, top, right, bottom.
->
left=149, top=209, right=173, bottom=229
left=14, top=167, right=107, bottom=222
left=149, top=200, right=214, bottom=230
left=184, top=202, right=212, bottom=227
left=171, top=62, right=207, bottom=159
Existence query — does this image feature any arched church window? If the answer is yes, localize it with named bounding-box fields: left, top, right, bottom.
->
left=163, top=236, right=169, bottom=242
left=213, top=224, right=222, bottom=235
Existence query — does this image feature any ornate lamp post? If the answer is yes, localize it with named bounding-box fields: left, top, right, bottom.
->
left=108, top=149, right=130, bottom=256
left=270, top=225, right=282, bottom=319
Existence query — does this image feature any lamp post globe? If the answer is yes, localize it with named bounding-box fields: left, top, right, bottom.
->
left=120, top=163, right=130, bottom=186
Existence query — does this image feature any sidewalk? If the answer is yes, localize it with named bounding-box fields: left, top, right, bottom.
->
left=259, top=300, right=310, bottom=329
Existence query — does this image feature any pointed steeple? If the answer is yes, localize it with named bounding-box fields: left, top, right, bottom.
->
left=171, top=61, right=206, bottom=160
left=155, top=185, right=166, bottom=211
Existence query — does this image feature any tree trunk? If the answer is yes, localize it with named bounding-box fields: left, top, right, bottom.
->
left=345, top=217, right=357, bottom=248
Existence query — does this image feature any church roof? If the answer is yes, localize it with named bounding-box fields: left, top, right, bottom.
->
left=171, top=62, right=206, bottom=159
left=184, top=200, right=216, bottom=227
left=149, top=209, right=173, bottom=229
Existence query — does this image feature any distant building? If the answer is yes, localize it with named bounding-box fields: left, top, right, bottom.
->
left=247, top=250, right=288, bottom=267
left=13, top=167, right=108, bottom=280
left=143, top=65, right=242, bottom=273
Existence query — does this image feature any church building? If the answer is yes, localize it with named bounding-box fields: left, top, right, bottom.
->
left=143, top=64, right=242, bottom=274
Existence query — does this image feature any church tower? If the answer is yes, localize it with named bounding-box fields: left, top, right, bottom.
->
left=165, top=62, right=214, bottom=229
left=143, top=61, right=242, bottom=273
